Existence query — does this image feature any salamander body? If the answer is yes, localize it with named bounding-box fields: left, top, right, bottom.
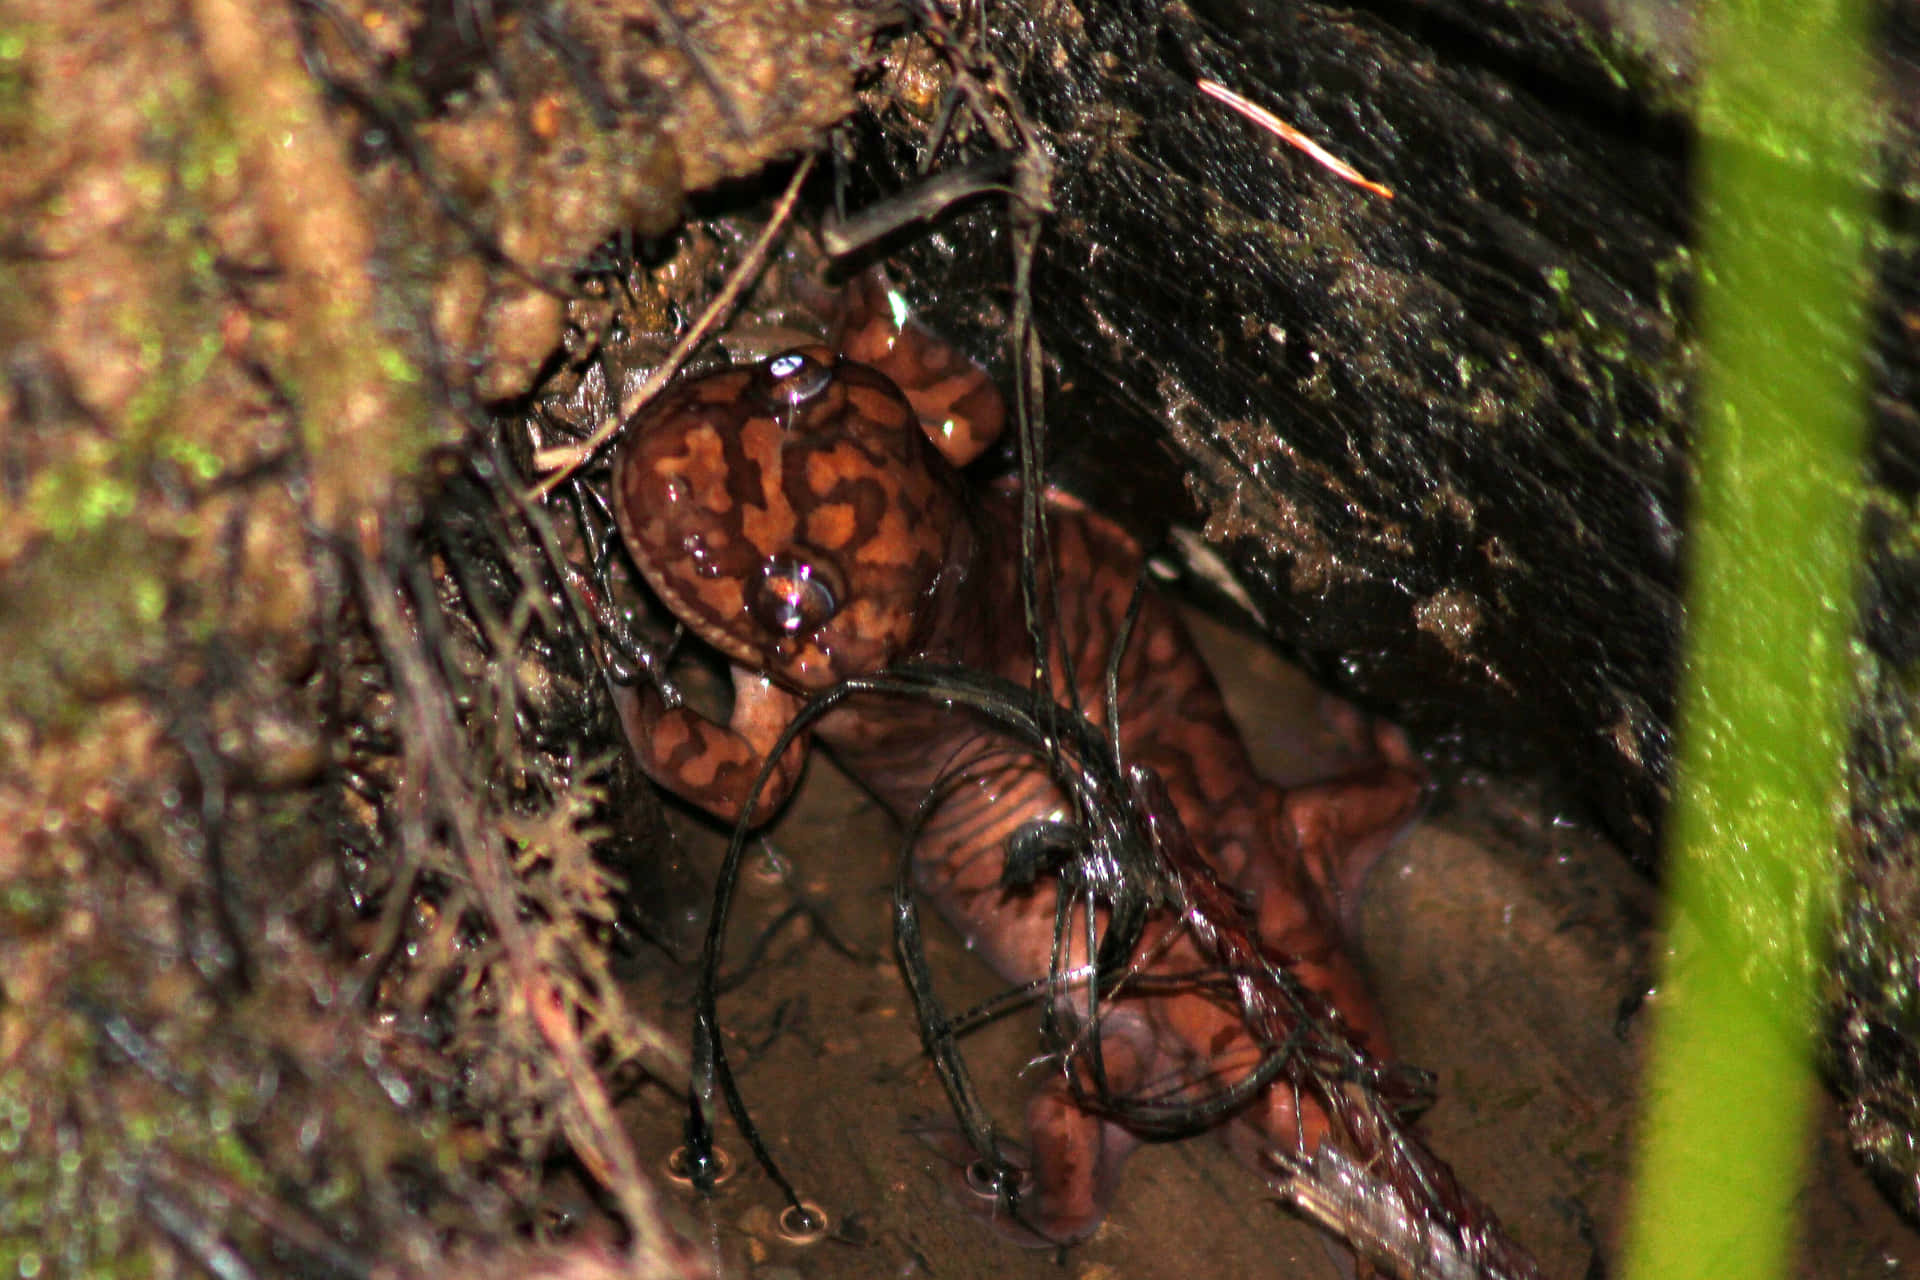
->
left=611, top=276, right=1426, bottom=1244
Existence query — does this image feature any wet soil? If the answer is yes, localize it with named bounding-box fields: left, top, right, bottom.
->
left=620, top=614, right=1920, bottom=1279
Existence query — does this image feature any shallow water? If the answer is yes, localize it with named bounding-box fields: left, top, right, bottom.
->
left=620, top=613, right=1919, bottom=1279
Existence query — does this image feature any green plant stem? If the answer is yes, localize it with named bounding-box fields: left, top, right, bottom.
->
left=1623, top=3, right=1875, bottom=1278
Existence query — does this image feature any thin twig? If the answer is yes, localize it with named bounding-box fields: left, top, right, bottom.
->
left=150, top=1150, right=376, bottom=1280
left=528, top=153, right=818, bottom=494
left=820, top=153, right=1017, bottom=257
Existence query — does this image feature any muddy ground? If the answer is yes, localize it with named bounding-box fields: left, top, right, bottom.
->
left=616, top=614, right=1919, bottom=1279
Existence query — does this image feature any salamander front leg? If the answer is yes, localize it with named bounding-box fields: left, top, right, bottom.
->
left=614, top=668, right=808, bottom=825
left=1278, top=757, right=1427, bottom=937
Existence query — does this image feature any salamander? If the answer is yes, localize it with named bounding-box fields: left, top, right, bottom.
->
left=610, top=274, right=1427, bottom=1246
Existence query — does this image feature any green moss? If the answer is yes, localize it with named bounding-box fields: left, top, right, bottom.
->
left=160, top=435, right=222, bottom=484
left=27, top=455, right=138, bottom=542
left=375, top=343, right=422, bottom=386
left=1573, top=22, right=1691, bottom=117
left=0, top=880, right=61, bottom=935
left=0, top=24, right=32, bottom=129
left=0, top=527, right=171, bottom=729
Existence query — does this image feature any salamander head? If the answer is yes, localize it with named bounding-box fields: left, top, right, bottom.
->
left=613, top=345, right=967, bottom=691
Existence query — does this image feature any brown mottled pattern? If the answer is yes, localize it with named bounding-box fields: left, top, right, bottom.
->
left=828, top=270, right=1005, bottom=465
left=611, top=284, right=1424, bottom=1247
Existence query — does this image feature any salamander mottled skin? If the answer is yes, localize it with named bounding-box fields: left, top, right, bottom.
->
left=612, top=277, right=1426, bottom=1245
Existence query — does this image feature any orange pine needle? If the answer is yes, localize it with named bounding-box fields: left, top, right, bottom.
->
left=1197, top=78, right=1395, bottom=201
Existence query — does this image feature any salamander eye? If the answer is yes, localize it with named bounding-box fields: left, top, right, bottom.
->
left=756, top=350, right=834, bottom=412
left=749, top=552, right=843, bottom=635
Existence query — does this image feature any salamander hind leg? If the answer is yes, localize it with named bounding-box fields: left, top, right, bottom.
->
left=1277, top=757, right=1427, bottom=937
left=1274, top=695, right=1429, bottom=936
